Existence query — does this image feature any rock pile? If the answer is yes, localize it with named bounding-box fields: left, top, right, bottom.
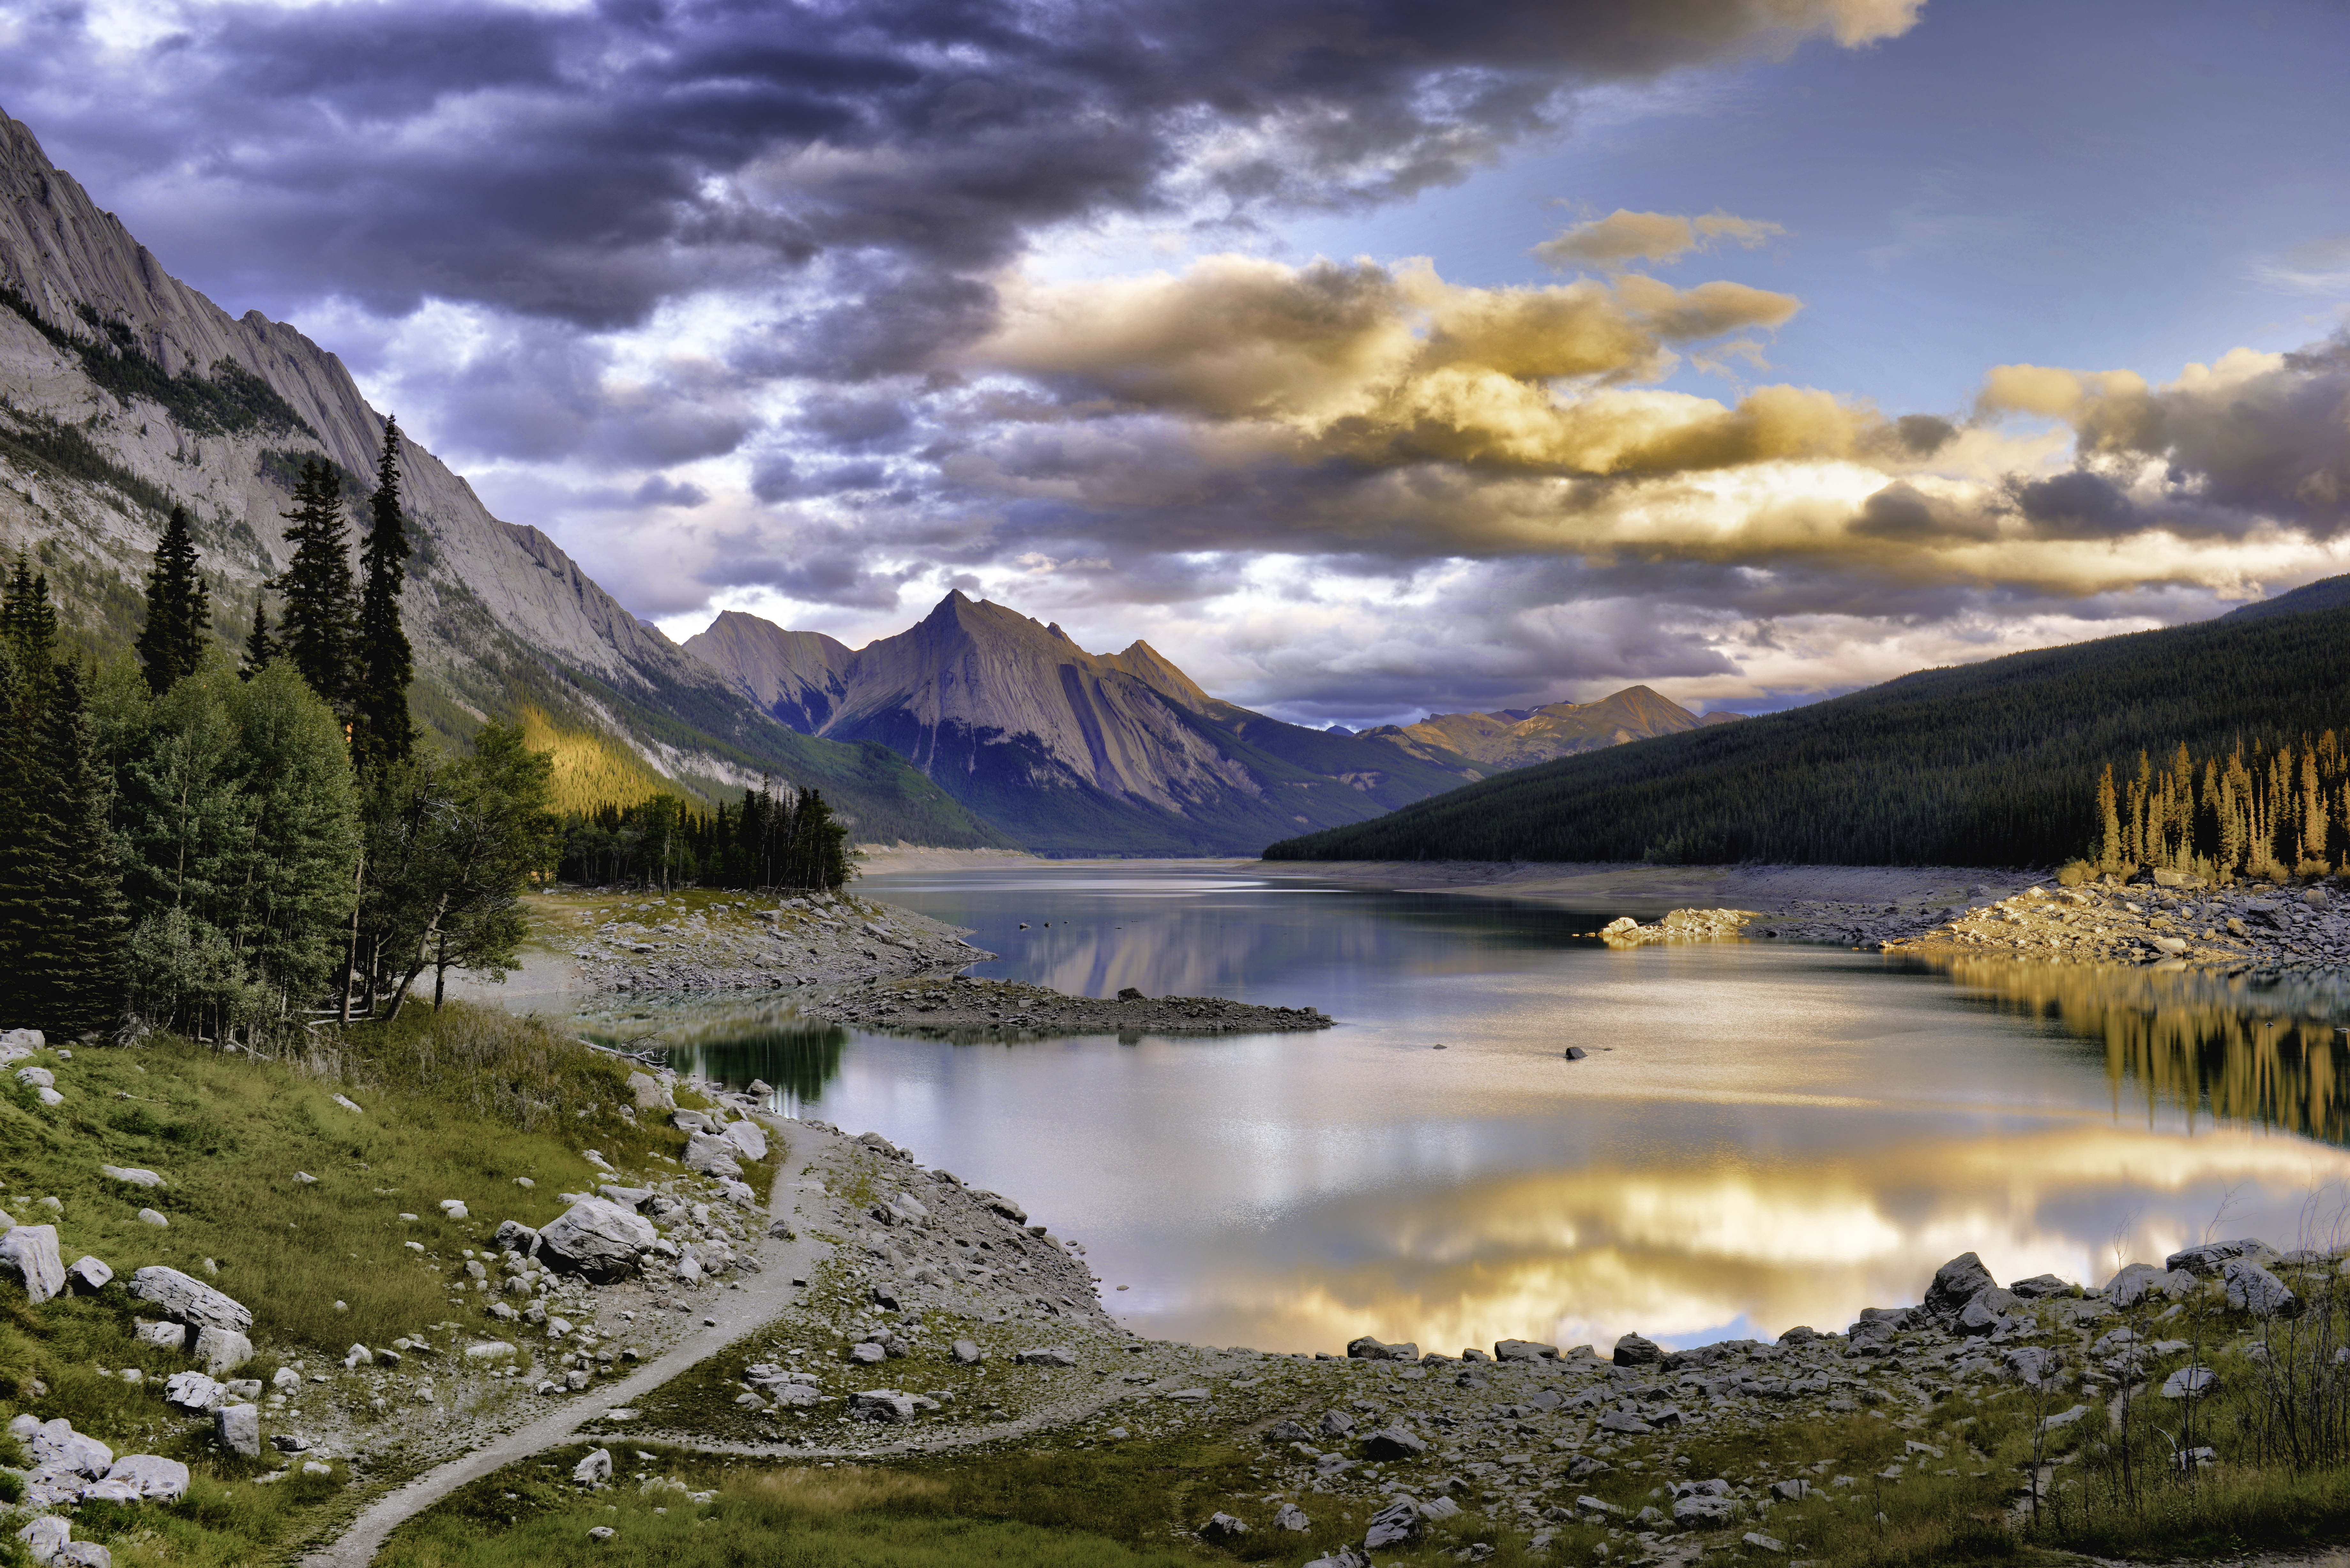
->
left=802, top=975, right=1333, bottom=1035
left=1888, top=877, right=2350, bottom=970
left=1597, top=910, right=1757, bottom=946
left=567, top=892, right=987, bottom=994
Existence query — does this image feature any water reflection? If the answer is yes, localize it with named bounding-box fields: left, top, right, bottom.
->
left=568, top=869, right=2350, bottom=1356
left=1918, top=956, right=2350, bottom=1145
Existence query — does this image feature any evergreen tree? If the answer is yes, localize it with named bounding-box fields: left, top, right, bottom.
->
left=275, top=460, right=358, bottom=716
left=133, top=505, right=211, bottom=696
left=23, top=663, right=128, bottom=1036
left=239, top=599, right=281, bottom=681
left=2, top=552, right=58, bottom=679
left=352, top=416, right=415, bottom=772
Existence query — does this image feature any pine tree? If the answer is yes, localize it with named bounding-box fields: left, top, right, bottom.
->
left=23, top=663, right=128, bottom=1036
left=133, top=505, right=211, bottom=696
left=276, top=460, right=358, bottom=716
left=2, top=552, right=58, bottom=678
left=352, top=415, right=415, bottom=772
left=239, top=599, right=281, bottom=681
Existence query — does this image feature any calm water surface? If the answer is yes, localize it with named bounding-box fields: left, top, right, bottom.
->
left=572, top=866, right=2350, bottom=1356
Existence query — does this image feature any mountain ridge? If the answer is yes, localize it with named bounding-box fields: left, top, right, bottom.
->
left=1363, top=685, right=1728, bottom=771
left=0, top=106, right=1004, bottom=848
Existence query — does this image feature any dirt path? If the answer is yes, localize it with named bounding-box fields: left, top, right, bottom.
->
left=299, top=1121, right=836, bottom=1567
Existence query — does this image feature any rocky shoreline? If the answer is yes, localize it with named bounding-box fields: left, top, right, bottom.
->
left=550, top=889, right=991, bottom=994
left=797, top=975, right=1335, bottom=1035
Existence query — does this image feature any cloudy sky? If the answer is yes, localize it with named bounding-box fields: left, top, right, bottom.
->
left=7, top=0, right=2350, bottom=727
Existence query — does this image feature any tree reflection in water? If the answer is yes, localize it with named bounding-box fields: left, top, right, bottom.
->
left=1914, top=956, right=2350, bottom=1146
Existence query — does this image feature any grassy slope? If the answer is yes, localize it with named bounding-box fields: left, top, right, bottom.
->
left=1269, top=601, right=2350, bottom=870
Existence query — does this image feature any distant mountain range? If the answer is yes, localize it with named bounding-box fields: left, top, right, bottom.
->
left=1362, top=687, right=1740, bottom=772
left=0, top=108, right=1003, bottom=848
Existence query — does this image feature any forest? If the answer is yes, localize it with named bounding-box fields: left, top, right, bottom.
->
left=1266, top=602, right=2350, bottom=870
left=0, top=419, right=851, bottom=1044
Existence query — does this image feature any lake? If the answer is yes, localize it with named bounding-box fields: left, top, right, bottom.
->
left=572, top=864, right=2350, bottom=1357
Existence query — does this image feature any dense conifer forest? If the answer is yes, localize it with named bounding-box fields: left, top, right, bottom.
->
left=1266, top=603, right=2350, bottom=870
left=0, top=417, right=854, bottom=1042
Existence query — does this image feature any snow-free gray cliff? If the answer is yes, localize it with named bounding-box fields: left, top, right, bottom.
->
left=0, top=108, right=997, bottom=848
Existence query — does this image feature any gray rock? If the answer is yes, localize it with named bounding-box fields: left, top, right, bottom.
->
left=587, top=1526, right=615, bottom=1543
left=950, top=1338, right=983, bottom=1365
left=2223, top=1258, right=2300, bottom=1317
left=193, top=1326, right=254, bottom=1373
left=1494, top=1338, right=1559, bottom=1362
left=1317, top=1408, right=1355, bottom=1438
left=55, top=1545, right=111, bottom=1568
left=1, top=1224, right=65, bottom=1303
left=2038, top=1404, right=2092, bottom=1434
left=849, top=1343, right=887, bottom=1365
left=1743, top=1531, right=1787, bottom=1554
left=1346, top=1334, right=1418, bottom=1361
left=165, top=1371, right=224, bottom=1413
left=721, top=1120, right=768, bottom=1161
left=681, top=1132, right=743, bottom=1178
left=1304, top=1551, right=1368, bottom=1568
left=17, top=1516, right=69, bottom=1564
left=534, top=1199, right=658, bottom=1282
left=136, top=1208, right=168, bottom=1227
left=99, top=1165, right=164, bottom=1189
left=1274, top=1502, right=1311, bottom=1531
left=128, top=1265, right=252, bottom=1332
left=21, top=1417, right=112, bottom=1477
left=2162, top=1366, right=2217, bottom=1399
left=134, top=1319, right=189, bottom=1351
left=598, top=1186, right=654, bottom=1210
left=493, top=1220, right=539, bottom=1254
left=1264, top=1419, right=1311, bottom=1444
left=64, top=1255, right=110, bottom=1294
left=2167, top=1238, right=2276, bottom=1277
left=849, top=1390, right=917, bottom=1422
left=625, top=1072, right=672, bottom=1112
left=1363, top=1425, right=1427, bottom=1459
left=1612, top=1332, right=1661, bottom=1367
left=2007, top=1273, right=2072, bottom=1299
left=1363, top=1496, right=1422, bottom=1549
left=2105, top=1262, right=2192, bottom=1307
left=16, top=1065, right=53, bottom=1088
left=1957, top=1287, right=2022, bottom=1337
left=1674, top=1494, right=1735, bottom=1525
left=213, top=1403, right=260, bottom=1458
left=1016, top=1347, right=1076, bottom=1367
left=101, top=1454, right=189, bottom=1499
left=1770, top=1478, right=1812, bottom=1501
left=1199, top=1512, right=1248, bottom=1542
left=572, top=1447, right=613, bottom=1483
left=1924, top=1252, right=1997, bottom=1317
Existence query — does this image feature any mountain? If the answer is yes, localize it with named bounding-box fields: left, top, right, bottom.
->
left=1361, top=685, right=1716, bottom=771
left=686, top=593, right=1486, bottom=856
left=0, top=108, right=1003, bottom=848
left=1265, top=599, right=2350, bottom=869
left=2225, top=573, right=2350, bottom=621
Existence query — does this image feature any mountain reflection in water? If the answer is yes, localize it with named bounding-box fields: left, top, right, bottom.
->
left=569, top=869, right=2350, bottom=1356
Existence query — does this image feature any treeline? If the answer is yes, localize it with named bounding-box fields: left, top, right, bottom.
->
left=558, top=783, right=850, bottom=892
left=0, top=418, right=558, bottom=1043
left=1265, top=603, right=2350, bottom=869
left=2093, top=736, right=2350, bottom=880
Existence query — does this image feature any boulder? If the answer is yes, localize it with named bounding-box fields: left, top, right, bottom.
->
left=1198, top=1512, right=1248, bottom=1543
left=1362, top=1496, right=1422, bottom=1550
left=1494, top=1338, right=1559, bottom=1362
left=848, top=1343, right=886, bottom=1365
left=2162, top=1366, right=2217, bottom=1399
left=16, top=1065, right=53, bottom=1088
left=2105, top=1262, right=2192, bottom=1308
left=134, top=1320, right=189, bottom=1352
left=1275, top=1502, right=1311, bottom=1531
left=164, top=1371, right=224, bottom=1414
left=2222, top=1258, right=2300, bottom=1317
left=99, top=1165, right=164, bottom=1189
left=1923, top=1252, right=1997, bottom=1317
left=1612, top=1332, right=1662, bottom=1367
left=193, top=1326, right=254, bottom=1373
left=64, top=1256, right=111, bottom=1294
left=681, top=1132, right=743, bottom=1178
left=1957, top=1287, right=2022, bottom=1337
left=1362, top=1425, right=1428, bottom=1459
left=1346, top=1335, right=1418, bottom=1361
left=950, top=1339, right=983, bottom=1365
left=2007, top=1273, right=2072, bottom=1299
left=1317, top=1409, right=1355, bottom=1438
left=1673, top=1494, right=1735, bottom=1525
left=1016, top=1347, right=1076, bottom=1367
left=599, top=1186, right=655, bottom=1210
left=17, top=1516, right=70, bottom=1564
left=572, top=1447, right=613, bottom=1483
left=2167, top=1239, right=2277, bottom=1277
left=137, top=1208, right=168, bottom=1227
left=849, top=1390, right=917, bottom=1423
left=1770, top=1479, right=1812, bottom=1502
left=720, top=1120, right=768, bottom=1161
left=626, top=1072, right=673, bottom=1111
left=23, top=1417, right=112, bottom=1476
left=1264, top=1419, right=1312, bottom=1444
left=213, top=1404, right=260, bottom=1459
left=534, top=1199, right=658, bottom=1282
left=1, top=1224, right=65, bottom=1303
left=127, top=1266, right=252, bottom=1332
left=101, top=1454, right=189, bottom=1500
left=493, top=1220, right=539, bottom=1254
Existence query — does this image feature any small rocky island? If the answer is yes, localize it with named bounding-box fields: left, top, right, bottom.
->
left=799, top=975, right=1334, bottom=1034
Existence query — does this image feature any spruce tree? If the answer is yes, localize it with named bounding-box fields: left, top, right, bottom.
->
left=134, top=505, right=211, bottom=696
left=240, top=599, right=281, bottom=681
left=24, top=663, right=127, bottom=1036
left=352, top=416, right=415, bottom=772
left=2, top=552, right=58, bottom=678
left=276, top=460, right=358, bottom=716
